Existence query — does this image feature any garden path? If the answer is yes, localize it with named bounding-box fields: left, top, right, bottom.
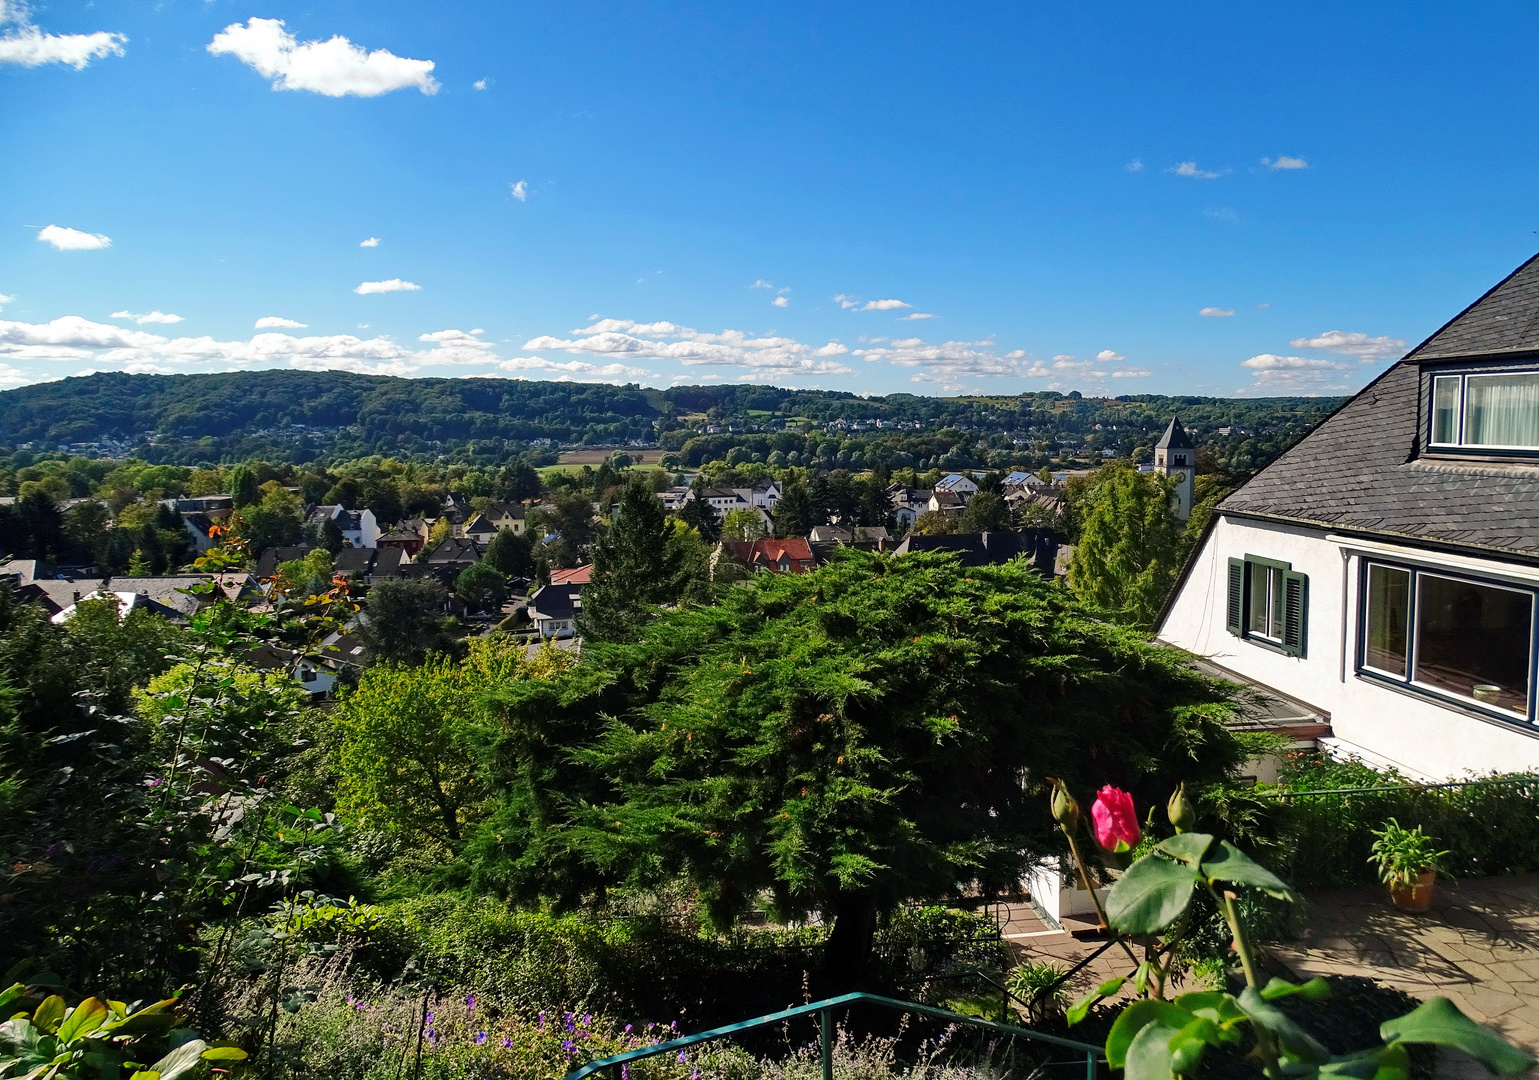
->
left=1274, top=873, right=1539, bottom=1078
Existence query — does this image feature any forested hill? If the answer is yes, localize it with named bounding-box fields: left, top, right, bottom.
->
left=0, top=369, right=1346, bottom=466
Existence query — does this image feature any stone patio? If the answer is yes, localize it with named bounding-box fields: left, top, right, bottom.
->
left=1274, top=873, right=1539, bottom=1077
left=998, top=873, right=1539, bottom=1078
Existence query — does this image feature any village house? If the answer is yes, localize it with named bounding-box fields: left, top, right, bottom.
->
left=1160, top=253, right=1539, bottom=779
left=306, top=504, right=380, bottom=548
left=888, top=486, right=935, bottom=530
left=527, top=565, right=592, bottom=638
left=713, top=537, right=816, bottom=575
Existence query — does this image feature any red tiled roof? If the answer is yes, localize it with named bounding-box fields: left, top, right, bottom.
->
left=754, top=538, right=813, bottom=562
left=549, top=565, right=593, bottom=585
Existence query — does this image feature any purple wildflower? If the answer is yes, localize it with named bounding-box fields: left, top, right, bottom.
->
left=621, top=1066, right=630, bottom=1080
left=346, top=995, right=355, bottom=1005
left=475, top=1032, right=487, bottom=1045
left=466, top=994, right=477, bottom=1011
left=677, top=1051, right=688, bottom=1064
left=564, top=1013, right=575, bottom=1032
left=426, top=1013, right=435, bottom=1024
left=147, top=777, right=164, bottom=787
left=562, top=1040, right=576, bottom=1054
left=581, top=1014, right=591, bottom=1027
left=623, top=1025, right=633, bottom=1034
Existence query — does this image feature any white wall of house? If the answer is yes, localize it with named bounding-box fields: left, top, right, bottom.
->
left=1161, top=515, right=1539, bottom=780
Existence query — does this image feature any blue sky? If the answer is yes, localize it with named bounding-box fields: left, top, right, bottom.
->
left=5, top=1, right=1539, bottom=399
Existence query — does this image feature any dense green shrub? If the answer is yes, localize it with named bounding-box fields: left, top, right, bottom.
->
left=1267, top=754, right=1539, bottom=890
left=1203, top=753, right=1539, bottom=891
left=240, top=893, right=1004, bottom=1031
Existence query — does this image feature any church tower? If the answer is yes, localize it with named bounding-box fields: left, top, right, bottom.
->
left=1154, top=417, right=1196, bottom=521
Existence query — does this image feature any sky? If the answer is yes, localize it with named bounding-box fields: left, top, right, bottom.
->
left=5, top=2, right=1539, bottom=400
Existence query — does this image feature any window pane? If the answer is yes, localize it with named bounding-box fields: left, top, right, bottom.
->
left=1414, top=574, right=1532, bottom=715
left=1432, top=376, right=1459, bottom=444
left=1364, top=565, right=1410, bottom=676
left=1465, top=373, right=1539, bottom=447
left=1269, top=567, right=1285, bottom=638
left=1248, top=564, right=1270, bottom=636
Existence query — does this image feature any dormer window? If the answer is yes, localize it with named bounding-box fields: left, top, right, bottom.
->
left=1430, top=371, right=1539, bottom=449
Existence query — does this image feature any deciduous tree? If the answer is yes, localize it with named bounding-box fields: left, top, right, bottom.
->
left=1067, top=463, right=1182, bottom=627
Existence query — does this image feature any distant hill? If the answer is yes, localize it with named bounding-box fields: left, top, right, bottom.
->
left=0, top=370, right=1347, bottom=466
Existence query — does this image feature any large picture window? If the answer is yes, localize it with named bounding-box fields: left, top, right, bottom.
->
left=1428, top=370, right=1539, bottom=449
left=1358, top=561, right=1536, bottom=721
left=1226, top=555, right=1307, bottom=657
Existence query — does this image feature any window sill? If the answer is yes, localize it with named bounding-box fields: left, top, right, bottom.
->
left=1420, top=447, right=1539, bottom=466
left=1232, top=632, right=1298, bottom=659
left=1354, top=669, right=1539, bottom=738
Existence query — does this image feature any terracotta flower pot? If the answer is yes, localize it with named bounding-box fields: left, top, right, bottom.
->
left=1388, top=870, right=1438, bottom=913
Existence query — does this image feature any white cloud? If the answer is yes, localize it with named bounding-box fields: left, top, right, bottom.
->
left=527, top=318, right=855, bottom=379
left=255, top=316, right=306, bottom=329
left=861, top=299, right=910, bottom=311
left=1238, top=353, right=1353, bottom=394
left=473, top=78, right=487, bottom=90
left=852, top=338, right=1042, bottom=391
left=360, top=236, right=380, bottom=247
left=0, top=314, right=661, bottom=384
left=771, top=296, right=788, bottom=308
left=111, top=310, right=183, bottom=325
left=1199, top=307, right=1234, bottom=317
left=1288, top=329, right=1406, bottom=362
left=1095, top=349, right=1125, bottom=364
left=834, top=294, right=859, bottom=309
left=0, top=362, right=40, bottom=387
left=1111, top=367, right=1153, bottom=378
left=37, top=225, right=110, bottom=251
left=899, top=312, right=936, bottom=321
left=1257, top=302, right=1270, bottom=309
left=1171, top=161, right=1225, bottom=180
left=207, top=17, right=438, bottom=97
left=495, top=357, right=653, bottom=381
left=1125, top=158, right=1144, bottom=173
left=751, top=280, right=773, bottom=289
left=1263, top=155, right=1308, bottom=170
left=0, top=1, right=124, bottom=69
left=355, top=278, right=421, bottom=295
left=510, top=180, right=528, bottom=202
left=0, top=293, right=13, bottom=309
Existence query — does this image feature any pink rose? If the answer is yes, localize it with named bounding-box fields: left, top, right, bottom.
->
left=1091, top=786, right=1140, bottom=853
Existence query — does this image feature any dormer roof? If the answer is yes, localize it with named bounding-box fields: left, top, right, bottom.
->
left=1405, top=252, right=1539, bottom=362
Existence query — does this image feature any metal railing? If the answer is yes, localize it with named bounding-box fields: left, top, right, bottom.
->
left=1257, top=774, right=1539, bottom=799
left=562, top=991, right=1107, bottom=1080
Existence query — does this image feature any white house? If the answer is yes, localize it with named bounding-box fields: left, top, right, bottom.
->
left=1159, top=253, right=1539, bottom=780
left=934, top=473, right=979, bottom=496
left=308, top=505, right=380, bottom=548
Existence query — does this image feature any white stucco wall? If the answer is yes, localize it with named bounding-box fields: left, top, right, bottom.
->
left=1160, top=514, right=1539, bottom=780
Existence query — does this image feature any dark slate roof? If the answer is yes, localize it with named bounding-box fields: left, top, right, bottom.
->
left=1155, top=417, right=1194, bottom=450
left=891, top=530, right=1058, bottom=575
left=1405, top=253, right=1539, bottom=361
left=1220, top=359, right=1539, bottom=558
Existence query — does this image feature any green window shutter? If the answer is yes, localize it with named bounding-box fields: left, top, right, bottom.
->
left=1226, top=558, right=1245, bottom=636
left=1281, top=571, right=1309, bottom=657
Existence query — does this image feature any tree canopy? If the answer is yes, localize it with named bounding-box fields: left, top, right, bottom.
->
left=1067, top=463, right=1183, bottom=627
left=464, top=550, right=1243, bottom=984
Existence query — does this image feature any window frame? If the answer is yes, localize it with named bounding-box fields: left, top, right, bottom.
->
left=1424, top=366, right=1539, bottom=457
left=1225, top=554, right=1308, bottom=658
left=1355, top=558, right=1539, bottom=726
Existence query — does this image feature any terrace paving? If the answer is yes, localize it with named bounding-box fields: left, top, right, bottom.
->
left=1001, top=873, right=1539, bottom=1079
left=1274, top=873, right=1539, bottom=1078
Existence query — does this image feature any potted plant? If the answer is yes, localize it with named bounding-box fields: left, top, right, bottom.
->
left=1369, top=818, right=1450, bottom=913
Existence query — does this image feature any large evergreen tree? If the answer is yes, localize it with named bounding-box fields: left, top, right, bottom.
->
left=1067, top=462, right=1183, bottom=627
left=466, top=550, right=1242, bottom=988
left=577, top=477, right=687, bottom=641
left=357, top=576, right=457, bottom=665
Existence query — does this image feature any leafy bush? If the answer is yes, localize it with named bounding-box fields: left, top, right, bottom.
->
left=1256, top=754, right=1539, bottom=890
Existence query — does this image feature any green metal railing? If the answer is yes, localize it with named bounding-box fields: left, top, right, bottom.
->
left=561, top=991, right=1107, bottom=1080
